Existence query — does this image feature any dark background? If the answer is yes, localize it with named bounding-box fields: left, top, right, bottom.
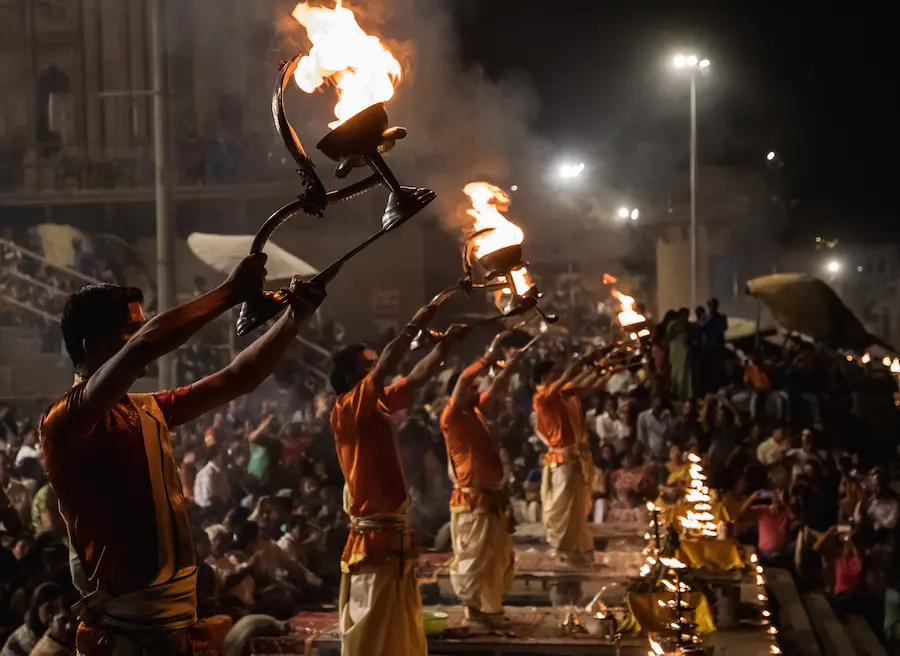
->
left=453, top=1, right=898, bottom=239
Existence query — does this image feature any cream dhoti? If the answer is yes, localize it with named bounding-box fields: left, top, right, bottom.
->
left=449, top=488, right=514, bottom=617
left=339, top=513, right=426, bottom=656
left=540, top=447, right=593, bottom=562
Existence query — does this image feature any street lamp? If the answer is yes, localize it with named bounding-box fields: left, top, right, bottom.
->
left=618, top=206, right=639, bottom=221
left=558, top=162, right=585, bottom=179
left=672, top=53, right=710, bottom=309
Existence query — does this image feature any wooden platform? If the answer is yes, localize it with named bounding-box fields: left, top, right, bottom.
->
left=513, top=521, right=648, bottom=548
left=252, top=604, right=780, bottom=655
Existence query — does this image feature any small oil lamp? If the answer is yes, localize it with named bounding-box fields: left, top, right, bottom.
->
left=235, top=56, right=435, bottom=336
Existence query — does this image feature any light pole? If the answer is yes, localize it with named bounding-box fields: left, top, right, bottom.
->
left=556, top=161, right=586, bottom=338
left=673, top=54, right=709, bottom=309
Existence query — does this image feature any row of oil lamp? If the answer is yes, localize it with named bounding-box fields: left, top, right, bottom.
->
left=643, top=457, right=783, bottom=655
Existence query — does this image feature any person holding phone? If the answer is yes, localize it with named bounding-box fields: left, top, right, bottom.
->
left=742, top=489, right=799, bottom=566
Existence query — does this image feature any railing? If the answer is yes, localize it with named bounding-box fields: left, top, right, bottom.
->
left=0, top=139, right=298, bottom=195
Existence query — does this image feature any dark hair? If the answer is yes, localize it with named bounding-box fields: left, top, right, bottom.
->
left=61, top=284, right=143, bottom=366
left=206, top=444, right=224, bottom=461
left=533, top=359, right=556, bottom=387
left=330, top=343, right=368, bottom=395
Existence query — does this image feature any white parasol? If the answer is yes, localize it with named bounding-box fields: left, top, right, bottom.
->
left=187, top=233, right=318, bottom=280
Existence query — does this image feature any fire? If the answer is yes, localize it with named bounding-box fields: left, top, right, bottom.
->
left=648, top=637, right=665, bottom=655
left=603, top=273, right=618, bottom=285
left=291, top=1, right=402, bottom=130
left=611, top=288, right=646, bottom=327
left=463, top=182, right=533, bottom=297
left=463, top=182, right=524, bottom=258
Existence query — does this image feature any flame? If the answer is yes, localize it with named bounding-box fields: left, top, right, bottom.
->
left=648, top=637, right=665, bottom=655
left=463, top=182, right=534, bottom=298
left=291, top=1, right=402, bottom=130
left=611, top=288, right=646, bottom=327
left=862, top=353, right=871, bottom=364
left=463, top=182, right=524, bottom=258
left=603, top=273, right=618, bottom=285
left=892, top=358, right=900, bottom=374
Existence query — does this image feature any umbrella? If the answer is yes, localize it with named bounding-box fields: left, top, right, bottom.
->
left=187, top=233, right=318, bottom=280
left=746, top=273, right=890, bottom=351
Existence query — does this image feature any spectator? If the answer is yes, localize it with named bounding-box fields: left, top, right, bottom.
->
left=1, top=583, right=65, bottom=656
left=636, top=393, right=673, bottom=462
left=594, top=396, right=630, bottom=453
left=757, top=426, right=790, bottom=467
left=13, top=429, right=39, bottom=467
left=743, top=489, right=798, bottom=566
left=194, top=444, right=231, bottom=509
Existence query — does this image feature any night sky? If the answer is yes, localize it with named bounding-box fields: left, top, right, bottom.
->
left=453, top=2, right=898, bottom=239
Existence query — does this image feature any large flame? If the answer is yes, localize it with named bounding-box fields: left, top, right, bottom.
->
left=463, top=182, right=532, bottom=297
left=291, top=1, right=402, bottom=130
left=463, top=182, right=524, bottom=258
left=611, top=288, right=646, bottom=327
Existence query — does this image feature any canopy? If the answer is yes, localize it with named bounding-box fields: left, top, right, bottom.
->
left=724, top=316, right=775, bottom=343
left=187, top=233, right=318, bottom=280
left=746, top=273, right=888, bottom=351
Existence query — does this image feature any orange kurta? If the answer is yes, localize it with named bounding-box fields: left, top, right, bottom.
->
left=533, top=385, right=580, bottom=467
left=40, top=385, right=196, bottom=599
left=441, top=396, right=506, bottom=514
left=331, top=373, right=414, bottom=571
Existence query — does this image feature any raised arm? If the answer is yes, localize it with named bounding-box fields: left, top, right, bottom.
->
left=371, top=302, right=439, bottom=385
left=482, top=344, right=523, bottom=412
left=160, top=278, right=326, bottom=427
left=451, top=353, right=494, bottom=407
left=548, top=360, right=582, bottom=395
left=82, top=254, right=267, bottom=419
left=406, top=324, right=469, bottom=393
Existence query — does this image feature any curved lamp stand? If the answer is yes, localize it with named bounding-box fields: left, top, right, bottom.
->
left=236, top=56, right=436, bottom=336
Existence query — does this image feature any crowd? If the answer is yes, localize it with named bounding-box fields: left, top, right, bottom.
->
left=2, top=289, right=900, bottom=653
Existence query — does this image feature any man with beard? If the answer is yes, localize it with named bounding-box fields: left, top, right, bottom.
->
left=39, top=255, right=326, bottom=655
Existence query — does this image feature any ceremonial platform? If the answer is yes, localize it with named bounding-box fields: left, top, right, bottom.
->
left=253, top=593, right=780, bottom=656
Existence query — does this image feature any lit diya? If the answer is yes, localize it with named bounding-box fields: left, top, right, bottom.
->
left=236, top=0, right=435, bottom=336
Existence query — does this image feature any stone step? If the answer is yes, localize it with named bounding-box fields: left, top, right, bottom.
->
left=801, top=593, right=858, bottom=656
left=766, top=568, right=824, bottom=656
left=844, top=614, right=888, bottom=656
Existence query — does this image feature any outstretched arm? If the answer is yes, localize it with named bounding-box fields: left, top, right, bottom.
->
left=372, top=302, right=439, bottom=385
left=407, top=324, right=469, bottom=393
left=482, top=347, right=522, bottom=412
left=548, top=360, right=582, bottom=395
left=82, top=254, right=267, bottom=420
left=163, top=278, right=327, bottom=427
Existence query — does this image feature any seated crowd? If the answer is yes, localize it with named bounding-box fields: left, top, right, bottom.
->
left=2, top=298, right=900, bottom=653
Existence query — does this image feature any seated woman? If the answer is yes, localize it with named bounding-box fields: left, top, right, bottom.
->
left=606, top=449, right=650, bottom=523
left=665, top=443, right=691, bottom=486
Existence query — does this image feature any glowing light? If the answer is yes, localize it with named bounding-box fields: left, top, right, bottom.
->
left=559, top=162, right=585, bottom=179
left=291, top=0, right=402, bottom=130
left=631, top=208, right=640, bottom=220
left=826, top=260, right=841, bottom=274
left=618, top=207, right=630, bottom=219
left=699, top=59, right=710, bottom=69
left=891, top=358, right=900, bottom=374
left=611, top=289, right=646, bottom=327
left=767, top=151, right=776, bottom=161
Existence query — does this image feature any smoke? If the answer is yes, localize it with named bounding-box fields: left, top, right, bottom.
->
left=284, top=0, right=545, bottom=234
